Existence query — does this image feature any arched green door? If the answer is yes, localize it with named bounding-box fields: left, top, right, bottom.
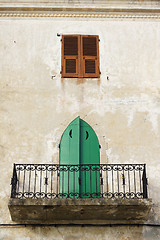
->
left=59, top=116, right=100, bottom=198
left=80, top=119, right=100, bottom=198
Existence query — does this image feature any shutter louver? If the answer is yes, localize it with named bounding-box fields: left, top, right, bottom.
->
left=82, top=36, right=99, bottom=78
left=85, top=60, right=95, bottom=73
left=66, top=59, right=76, bottom=73
left=64, top=37, right=78, bottom=56
left=83, top=37, right=97, bottom=56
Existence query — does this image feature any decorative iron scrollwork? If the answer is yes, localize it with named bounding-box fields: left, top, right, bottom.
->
left=10, top=163, right=148, bottom=200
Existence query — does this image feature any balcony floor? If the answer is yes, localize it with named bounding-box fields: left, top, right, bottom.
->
left=8, top=198, right=152, bottom=224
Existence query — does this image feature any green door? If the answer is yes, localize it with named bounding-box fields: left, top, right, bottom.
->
left=80, top=119, right=100, bottom=198
left=59, top=116, right=100, bottom=198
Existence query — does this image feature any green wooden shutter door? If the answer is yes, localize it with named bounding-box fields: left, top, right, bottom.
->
left=59, top=116, right=100, bottom=198
left=59, top=116, right=80, bottom=198
left=80, top=119, right=100, bottom=198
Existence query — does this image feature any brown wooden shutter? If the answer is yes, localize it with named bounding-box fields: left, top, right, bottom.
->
left=61, top=35, right=80, bottom=78
left=81, top=35, right=100, bottom=78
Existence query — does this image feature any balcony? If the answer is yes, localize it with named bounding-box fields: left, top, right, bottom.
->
left=8, top=163, right=152, bottom=224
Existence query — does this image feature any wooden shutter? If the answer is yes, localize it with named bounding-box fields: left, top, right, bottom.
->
left=61, top=35, right=100, bottom=78
left=81, top=35, right=100, bottom=78
left=61, top=35, right=80, bottom=78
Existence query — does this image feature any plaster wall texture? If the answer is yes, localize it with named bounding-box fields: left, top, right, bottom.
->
left=0, top=225, right=160, bottom=240
left=0, top=17, right=160, bottom=239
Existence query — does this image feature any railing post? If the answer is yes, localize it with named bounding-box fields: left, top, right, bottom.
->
left=11, top=164, right=17, bottom=198
left=142, top=164, right=148, bottom=198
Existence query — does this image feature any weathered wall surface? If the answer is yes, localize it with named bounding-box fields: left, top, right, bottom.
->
left=1, top=225, right=160, bottom=240
left=0, top=14, right=160, bottom=239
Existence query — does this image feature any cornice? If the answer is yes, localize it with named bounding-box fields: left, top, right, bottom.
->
left=0, top=1, right=160, bottom=19
left=0, top=12, right=160, bottom=19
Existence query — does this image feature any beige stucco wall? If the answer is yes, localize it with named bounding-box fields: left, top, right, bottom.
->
left=0, top=11, right=160, bottom=239
left=0, top=225, right=160, bottom=240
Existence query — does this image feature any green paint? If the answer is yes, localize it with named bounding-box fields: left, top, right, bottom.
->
left=59, top=116, right=100, bottom=198
left=80, top=119, right=100, bottom=198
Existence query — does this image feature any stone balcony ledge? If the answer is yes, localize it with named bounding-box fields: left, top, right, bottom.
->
left=8, top=198, right=152, bottom=225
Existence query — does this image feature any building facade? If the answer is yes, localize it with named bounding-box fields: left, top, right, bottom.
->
left=0, top=0, right=160, bottom=239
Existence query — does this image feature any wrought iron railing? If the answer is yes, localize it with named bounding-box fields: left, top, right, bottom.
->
left=10, top=163, right=148, bottom=199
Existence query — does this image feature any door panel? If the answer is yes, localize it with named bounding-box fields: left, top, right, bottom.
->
left=59, top=117, right=80, bottom=198
left=80, top=119, right=100, bottom=198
